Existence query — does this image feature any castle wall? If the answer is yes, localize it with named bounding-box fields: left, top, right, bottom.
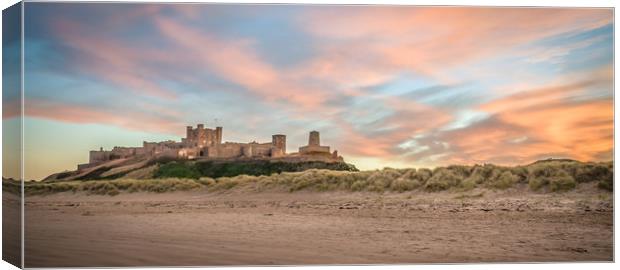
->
left=250, top=143, right=273, bottom=157
left=211, top=143, right=244, bottom=158
left=144, top=141, right=181, bottom=155
left=299, top=145, right=331, bottom=154
left=110, top=147, right=139, bottom=158
left=89, top=150, right=108, bottom=163
left=80, top=125, right=343, bottom=171
left=178, top=147, right=199, bottom=159
left=134, top=148, right=148, bottom=156
left=204, top=142, right=274, bottom=159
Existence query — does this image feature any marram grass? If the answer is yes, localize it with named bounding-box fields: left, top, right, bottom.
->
left=4, top=160, right=612, bottom=196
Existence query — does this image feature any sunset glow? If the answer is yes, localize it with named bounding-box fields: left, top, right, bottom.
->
left=4, top=3, right=613, bottom=180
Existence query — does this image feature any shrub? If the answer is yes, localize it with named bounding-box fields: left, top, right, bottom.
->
left=468, top=165, right=501, bottom=185
left=366, top=169, right=403, bottom=192
left=446, top=165, right=471, bottom=178
left=528, top=177, right=549, bottom=191
left=425, top=168, right=463, bottom=192
left=488, top=171, right=519, bottom=190
left=196, top=177, right=216, bottom=186
left=217, top=179, right=239, bottom=190
left=390, top=178, right=418, bottom=192
left=528, top=167, right=576, bottom=192
left=548, top=171, right=576, bottom=192
left=107, top=187, right=120, bottom=196
left=154, top=162, right=201, bottom=179
left=529, top=163, right=557, bottom=178
left=460, top=177, right=477, bottom=191
left=574, top=163, right=612, bottom=183
left=598, top=176, right=613, bottom=191
left=350, top=180, right=367, bottom=191
left=414, top=168, right=432, bottom=184
left=509, top=166, right=529, bottom=183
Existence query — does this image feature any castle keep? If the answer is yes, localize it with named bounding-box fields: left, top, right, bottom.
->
left=78, top=124, right=342, bottom=170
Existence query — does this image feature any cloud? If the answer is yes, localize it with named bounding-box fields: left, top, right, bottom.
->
left=24, top=98, right=185, bottom=135
left=333, top=96, right=453, bottom=159
left=298, top=7, right=612, bottom=83
left=153, top=16, right=330, bottom=110
left=51, top=18, right=178, bottom=99
left=22, top=4, right=614, bottom=170
left=397, top=75, right=613, bottom=166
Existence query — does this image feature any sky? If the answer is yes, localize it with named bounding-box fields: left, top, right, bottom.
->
left=2, top=3, right=614, bottom=180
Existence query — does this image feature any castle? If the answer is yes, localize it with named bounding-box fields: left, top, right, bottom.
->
left=77, top=124, right=343, bottom=170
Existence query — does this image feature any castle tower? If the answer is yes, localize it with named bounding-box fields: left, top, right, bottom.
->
left=272, top=134, right=286, bottom=156
left=215, top=126, right=223, bottom=144
left=196, top=124, right=207, bottom=147
left=308, top=131, right=320, bottom=146
left=186, top=126, right=193, bottom=141
left=299, top=130, right=330, bottom=155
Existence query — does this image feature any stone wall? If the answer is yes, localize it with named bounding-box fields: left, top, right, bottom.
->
left=80, top=125, right=343, bottom=171
left=89, top=150, right=108, bottom=163
left=249, top=143, right=273, bottom=157
left=299, top=145, right=331, bottom=154
left=210, top=143, right=244, bottom=158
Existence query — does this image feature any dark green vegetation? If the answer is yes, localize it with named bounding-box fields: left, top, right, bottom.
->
left=46, top=158, right=359, bottom=181
left=153, top=160, right=359, bottom=179
left=5, top=159, right=612, bottom=196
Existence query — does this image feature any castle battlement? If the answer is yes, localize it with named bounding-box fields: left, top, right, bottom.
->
left=77, top=124, right=343, bottom=170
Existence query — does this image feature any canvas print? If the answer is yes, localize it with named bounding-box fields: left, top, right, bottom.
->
left=2, top=2, right=23, bottom=268
left=1, top=2, right=614, bottom=268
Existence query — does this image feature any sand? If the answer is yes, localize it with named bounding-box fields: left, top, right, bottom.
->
left=2, top=192, right=21, bottom=267
left=20, top=187, right=613, bottom=267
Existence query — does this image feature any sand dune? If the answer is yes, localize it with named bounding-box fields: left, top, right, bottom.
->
left=21, top=186, right=613, bottom=267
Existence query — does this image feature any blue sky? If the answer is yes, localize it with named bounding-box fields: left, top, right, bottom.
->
left=2, top=3, right=613, bottom=180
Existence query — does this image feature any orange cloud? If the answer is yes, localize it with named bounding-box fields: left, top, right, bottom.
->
left=480, top=81, right=613, bottom=162
left=298, top=7, right=612, bottom=83
left=413, top=79, right=614, bottom=165
left=24, top=99, right=185, bottom=135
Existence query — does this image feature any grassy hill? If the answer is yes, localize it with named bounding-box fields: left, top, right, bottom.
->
left=42, top=157, right=359, bottom=181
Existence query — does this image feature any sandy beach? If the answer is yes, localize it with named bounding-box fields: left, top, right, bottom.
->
left=2, top=192, right=21, bottom=267
left=21, top=185, right=613, bottom=267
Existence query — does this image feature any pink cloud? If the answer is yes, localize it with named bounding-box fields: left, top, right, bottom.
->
left=297, top=7, right=612, bottom=84
left=52, top=18, right=177, bottom=99
left=24, top=98, right=185, bottom=135
left=153, top=17, right=330, bottom=110
left=334, top=97, right=453, bottom=159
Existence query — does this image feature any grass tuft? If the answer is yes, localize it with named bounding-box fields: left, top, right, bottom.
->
left=18, top=159, right=612, bottom=195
